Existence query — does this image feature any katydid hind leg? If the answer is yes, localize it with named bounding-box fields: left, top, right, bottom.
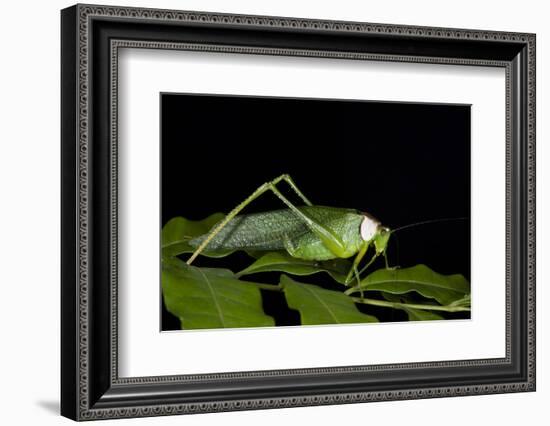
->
left=278, top=174, right=313, bottom=206
left=187, top=174, right=346, bottom=264
left=267, top=184, right=349, bottom=258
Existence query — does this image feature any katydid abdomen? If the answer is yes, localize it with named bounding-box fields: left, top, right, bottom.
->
left=189, top=206, right=365, bottom=260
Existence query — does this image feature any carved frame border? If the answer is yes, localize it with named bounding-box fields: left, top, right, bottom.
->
left=61, top=3, right=535, bottom=421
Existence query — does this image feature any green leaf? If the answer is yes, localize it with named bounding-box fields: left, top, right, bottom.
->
left=236, top=251, right=350, bottom=284
left=351, top=264, right=470, bottom=306
left=281, top=275, right=377, bottom=325
left=162, top=214, right=263, bottom=260
left=162, top=257, right=276, bottom=330
left=382, top=293, right=444, bottom=321
left=449, top=294, right=471, bottom=308
left=405, top=309, right=444, bottom=321
left=162, top=214, right=226, bottom=257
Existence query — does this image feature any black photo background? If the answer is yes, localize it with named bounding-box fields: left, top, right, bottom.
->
left=161, top=93, right=471, bottom=330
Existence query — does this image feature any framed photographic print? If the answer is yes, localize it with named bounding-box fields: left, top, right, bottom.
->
left=61, top=4, right=536, bottom=421
left=160, top=93, right=471, bottom=331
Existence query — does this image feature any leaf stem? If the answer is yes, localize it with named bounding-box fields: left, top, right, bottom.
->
left=351, top=297, right=470, bottom=312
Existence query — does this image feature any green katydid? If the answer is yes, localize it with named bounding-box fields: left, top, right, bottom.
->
left=186, top=174, right=393, bottom=286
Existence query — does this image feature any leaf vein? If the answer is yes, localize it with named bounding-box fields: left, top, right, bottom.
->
left=299, top=286, right=340, bottom=324
left=365, top=279, right=465, bottom=292
left=196, top=268, right=226, bottom=327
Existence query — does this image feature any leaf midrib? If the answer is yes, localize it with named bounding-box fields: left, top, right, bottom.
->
left=255, top=260, right=342, bottom=271
left=364, top=278, right=465, bottom=293
left=196, top=268, right=225, bottom=327
left=299, top=285, right=339, bottom=324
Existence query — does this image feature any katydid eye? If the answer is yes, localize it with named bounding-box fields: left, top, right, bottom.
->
left=360, top=216, right=379, bottom=241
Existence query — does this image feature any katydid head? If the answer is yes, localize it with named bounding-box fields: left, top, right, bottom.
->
left=374, top=226, right=391, bottom=254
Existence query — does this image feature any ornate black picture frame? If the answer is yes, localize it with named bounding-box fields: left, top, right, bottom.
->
left=61, top=4, right=536, bottom=421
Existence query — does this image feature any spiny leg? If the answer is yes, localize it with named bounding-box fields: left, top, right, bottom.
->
left=356, top=251, right=380, bottom=277
left=279, top=174, right=313, bottom=206
left=344, top=251, right=381, bottom=297
left=250, top=184, right=350, bottom=257
left=352, top=266, right=365, bottom=300
left=187, top=174, right=345, bottom=265
left=345, top=241, right=369, bottom=285
left=344, top=242, right=372, bottom=300
left=349, top=250, right=395, bottom=298
left=383, top=249, right=398, bottom=270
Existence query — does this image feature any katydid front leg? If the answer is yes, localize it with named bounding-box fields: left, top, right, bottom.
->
left=343, top=251, right=382, bottom=298
left=350, top=247, right=395, bottom=295
left=383, top=250, right=398, bottom=270
left=352, top=246, right=395, bottom=280
left=186, top=174, right=348, bottom=265
left=356, top=251, right=381, bottom=277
